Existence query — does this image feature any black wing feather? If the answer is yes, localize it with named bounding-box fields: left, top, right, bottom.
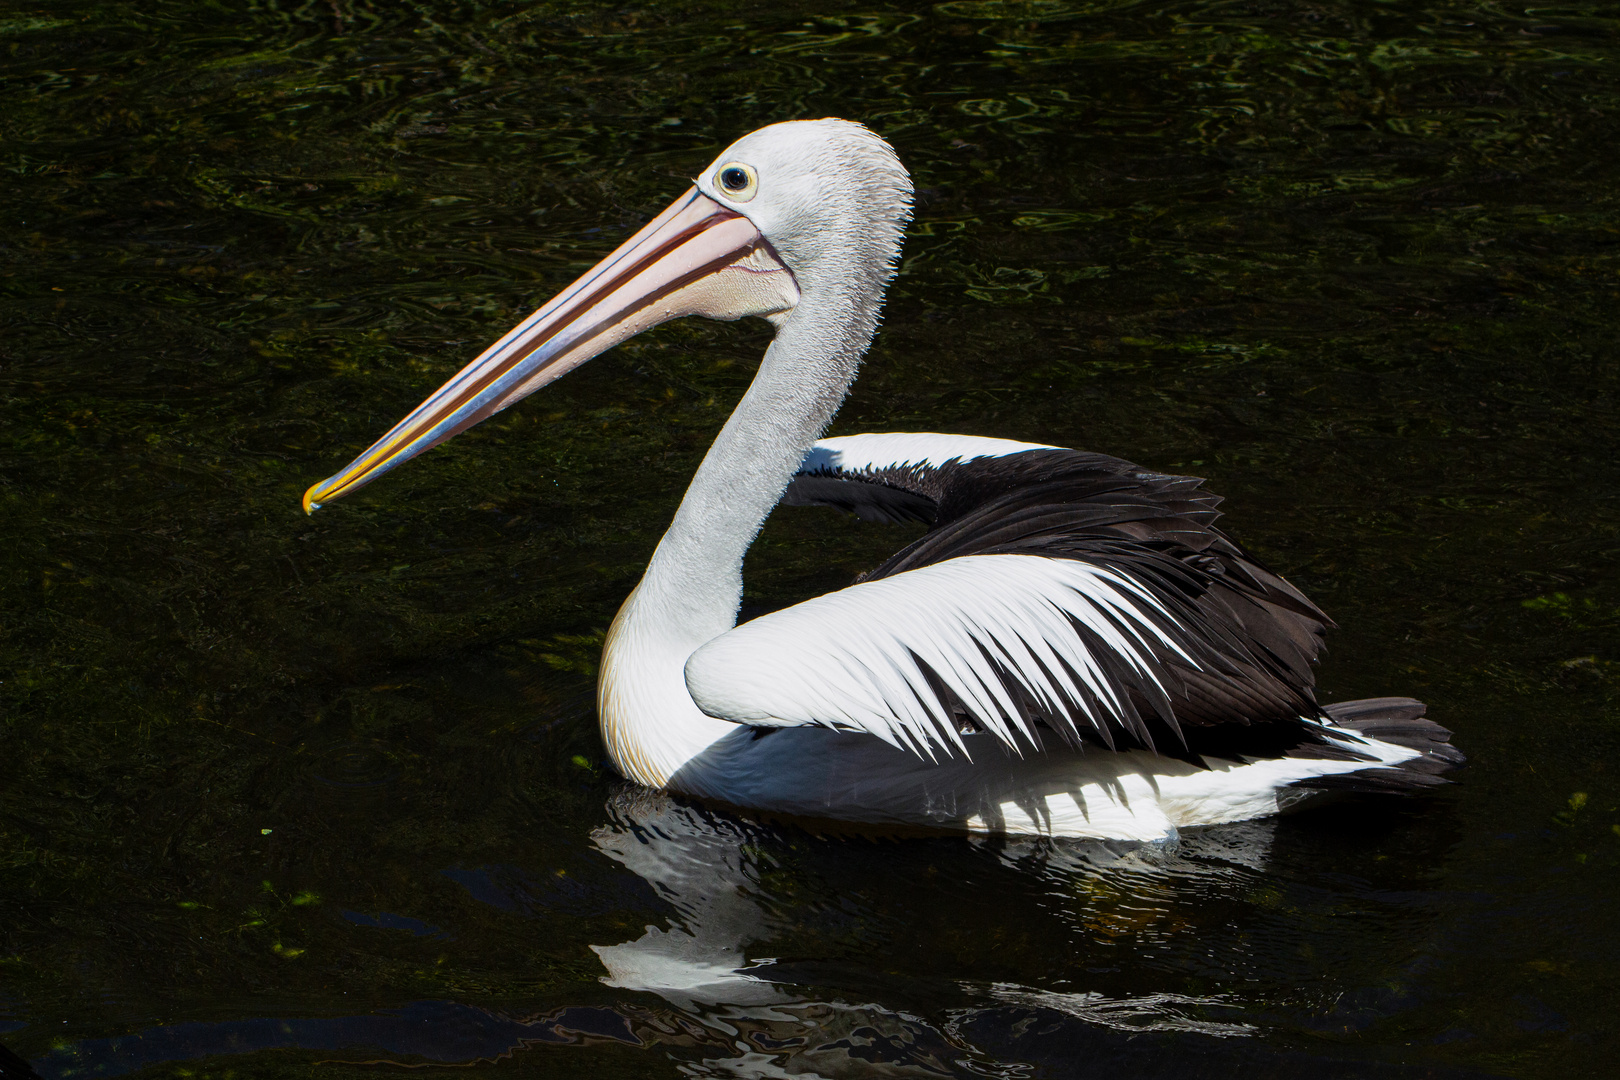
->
left=786, top=447, right=1346, bottom=758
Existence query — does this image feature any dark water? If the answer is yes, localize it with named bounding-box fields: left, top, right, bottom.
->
left=2, top=0, right=1617, bottom=1076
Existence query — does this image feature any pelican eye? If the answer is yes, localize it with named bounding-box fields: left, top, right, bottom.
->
left=715, top=162, right=758, bottom=202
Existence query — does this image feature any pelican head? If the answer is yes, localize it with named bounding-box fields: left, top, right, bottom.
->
left=303, top=118, right=913, bottom=513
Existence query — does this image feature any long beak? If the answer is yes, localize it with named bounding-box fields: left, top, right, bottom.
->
left=302, top=189, right=795, bottom=513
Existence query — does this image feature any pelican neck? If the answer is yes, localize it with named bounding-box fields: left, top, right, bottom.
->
left=632, top=297, right=868, bottom=647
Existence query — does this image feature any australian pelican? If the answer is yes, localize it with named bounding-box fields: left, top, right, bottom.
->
left=304, top=119, right=1461, bottom=839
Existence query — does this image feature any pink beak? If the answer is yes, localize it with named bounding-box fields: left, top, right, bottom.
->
left=303, top=188, right=795, bottom=513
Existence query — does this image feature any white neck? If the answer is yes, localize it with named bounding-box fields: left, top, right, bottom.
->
left=596, top=293, right=875, bottom=786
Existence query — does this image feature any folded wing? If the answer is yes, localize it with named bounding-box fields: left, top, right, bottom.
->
left=687, top=433, right=1338, bottom=762
left=684, top=553, right=1205, bottom=759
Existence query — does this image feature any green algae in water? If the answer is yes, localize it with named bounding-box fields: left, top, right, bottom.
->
left=2, top=0, right=1619, bottom=1076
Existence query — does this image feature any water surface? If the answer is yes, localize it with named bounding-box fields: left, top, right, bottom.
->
left=2, top=0, right=1617, bottom=1076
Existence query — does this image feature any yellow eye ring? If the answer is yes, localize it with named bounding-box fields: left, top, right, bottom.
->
left=715, top=161, right=758, bottom=202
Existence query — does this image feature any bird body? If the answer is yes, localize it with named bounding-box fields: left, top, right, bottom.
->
left=304, top=119, right=1461, bottom=838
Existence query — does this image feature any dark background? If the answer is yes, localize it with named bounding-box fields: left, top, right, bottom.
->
left=1, top=0, right=1616, bottom=1076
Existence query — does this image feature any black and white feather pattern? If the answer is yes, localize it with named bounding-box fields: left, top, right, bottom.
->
left=689, top=554, right=1198, bottom=759
left=687, top=433, right=1375, bottom=764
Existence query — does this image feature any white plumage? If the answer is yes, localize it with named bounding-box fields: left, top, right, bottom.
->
left=800, top=432, right=1056, bottom=476
left=304, top=119, right=1462, bottom=838
left=686, top=553, right=1195, bottom=759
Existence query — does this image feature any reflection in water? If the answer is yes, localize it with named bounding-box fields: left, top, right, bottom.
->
left=985, top=985, right=1257, bottom=1038
left=590, top=790, right=792, bottom=1010
left=27, top=793, right=1479, bottom=1080
left=583, top=789, right=1291, bottom=1076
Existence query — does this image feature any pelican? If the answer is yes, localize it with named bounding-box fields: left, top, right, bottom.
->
left=303, top=119, right=1461, bottom=839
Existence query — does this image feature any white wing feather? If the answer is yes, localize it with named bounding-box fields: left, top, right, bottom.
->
left=683, top=553, right=1199, bottom=760
left=800, top=432, right=1056, bottom=475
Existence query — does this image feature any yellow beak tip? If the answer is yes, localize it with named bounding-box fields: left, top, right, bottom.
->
left=302, top=485, right=323, bottom=516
